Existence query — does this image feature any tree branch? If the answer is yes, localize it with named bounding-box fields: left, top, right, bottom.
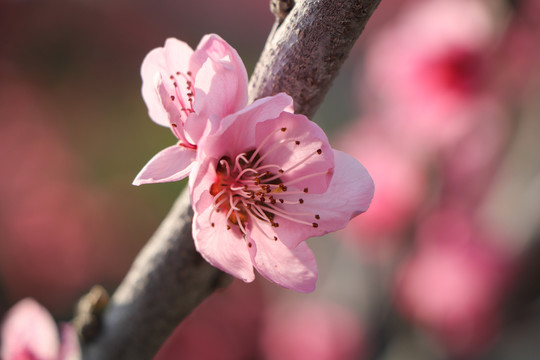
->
left=250, top=0, right=381, bottom=117
left=81, top=0, right=381, bottom=358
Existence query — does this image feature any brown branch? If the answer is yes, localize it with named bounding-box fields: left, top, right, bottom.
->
left=81, top=0, right=381, bottom=359
left=250, top=0, right=382, bottom=117
left=81, top=191, right=229, bottom=360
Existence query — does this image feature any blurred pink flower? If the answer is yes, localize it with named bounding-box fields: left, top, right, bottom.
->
left=1, top=298, right=80, bottom=360
left=438, top=101, right=509, bottom=209
left=0, top=80, right=125, bottom=311
left=260, top=299, right=365, bottom=360
left=189, top=93, right=374, bottom=292
left=134, top=34, right=249, bottom=185
left=338, top=121, right=427, bottom=241
left=363, top=0, right=499, bottom=148
left=154, top=280, right=264, bottom=360
left=394, top=209, right=513, bottom=354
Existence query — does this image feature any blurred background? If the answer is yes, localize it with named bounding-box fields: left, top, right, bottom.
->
left=1, top=0, right=540, bottom=359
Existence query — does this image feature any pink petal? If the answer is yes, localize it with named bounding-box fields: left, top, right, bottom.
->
left=58, top=324, right=81, bottom=360
left=201, top=93, right=293, bottom=160
left=132, top=145, right=196, bottom=185
left=187, top=59, right=244, bottom=143
left=185, top=34, right=248, bottom=143
left=307, top=150, right=374, bottom=222
left=254, top=111, right=334, bottom=194
left=192, top=192, right=255, bottom=283
left=190, top=34, right=249, bottom=106
left=141, top=38, right=194, bottom=128
left=247, top=223, right=318, bottom=292
left=1, top=298, right=60, bottom=360
left=274, top=150, right=374, bottom=248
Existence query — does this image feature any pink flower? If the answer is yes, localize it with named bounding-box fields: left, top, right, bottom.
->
left=189, top=93, right=374, bottom=292
left=133, top=34, right=248, bottom=185
left=394, top=209, right=513, bottom=354
left=260, top=300, right=365, bottom=360
left=1, top=298, right=81, bottom=360
left=338, top=120, right=427, bottom=239
left=363, top=0, right=498, bottom=148
left=154, top=280, right=264, bottom=360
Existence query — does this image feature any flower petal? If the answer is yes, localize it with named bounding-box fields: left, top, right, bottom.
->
left=59, top=324, right=81, bottom=360
left=193, top=192, right=255, bottom=282
left=200, top=93, right=293, bottom=160
left=187, top=59, right=243, bottom=143
left=133, top=145, right=196, bottom=185
left=254, top=111, right=334, bottom=194
left=190, top=34, right=249, bottom=107
left=247, top=223, right=318, bottom=292
left=1, top=298, right=60, bottom=360
left=274, top=150, right=374, bottom=248
left=141, top=38, right=194, bottom=127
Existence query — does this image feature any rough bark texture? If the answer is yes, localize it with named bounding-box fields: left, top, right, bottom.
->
left=82, top=190, right=229, bottom=360
left=250, top=0, right=382, bottom=117
left=81, top=0, right=381, bottom=358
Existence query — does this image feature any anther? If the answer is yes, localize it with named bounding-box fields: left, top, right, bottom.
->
left=281, top=127, right=287, bottom=132
left=312, top=223, right=319, bottom=228
left=226, top=225, right=231, bottom=230
left=211, top=223, right=215, bottom=227
left=317, top=149, right=322, bottom=155
left=295, top=141, right=300, bottom=145
left=248, top=242, right=252, bottom=248
left=170, top=95, right=175, bottom=101
left=273, top=236, right=278, bottom=241
left=303, top=187, right=309, bottom=193
left=315, top=214, right=320, bottom=219
left=299, top=198, right=304, bottom=204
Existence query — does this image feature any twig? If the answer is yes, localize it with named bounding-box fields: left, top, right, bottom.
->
left=81, top=0, right=381, bottom=358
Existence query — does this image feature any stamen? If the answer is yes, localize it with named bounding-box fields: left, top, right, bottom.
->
left=264, top=204, right=318, bottom=227
left=254, top=138, right=299, bottom=168
left=280, top=149, right=322, bottom=175
left=247, top=127, right=287, bottom=164
left=234, top=152, right=250, bottom=172
left=235, top=212, right=248, bottom=235
left=209, top=196, right=228, bottom=224
left=247, top=212, right=275, bottom=241
left=234, top=167, right=258, bottom=182
left=219, top=159, right=232, bottom=178
left=281, top=170, right=330, bottom=187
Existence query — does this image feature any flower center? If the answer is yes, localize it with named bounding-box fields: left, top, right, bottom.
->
left=208, top=127, right=326, bottom=243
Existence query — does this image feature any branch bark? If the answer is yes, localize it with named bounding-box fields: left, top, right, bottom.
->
left=81, top=0, right=381, bottom=358
left=250, top=0, right=381, bottom=117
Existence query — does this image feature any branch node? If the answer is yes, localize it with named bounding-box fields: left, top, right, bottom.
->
left=73, top=285, right=109, bottom=344
left=270, top=0, right=295, bottom=23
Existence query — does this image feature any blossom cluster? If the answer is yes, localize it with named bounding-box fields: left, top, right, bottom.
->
left=133, top=35, right=374, bottom=292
